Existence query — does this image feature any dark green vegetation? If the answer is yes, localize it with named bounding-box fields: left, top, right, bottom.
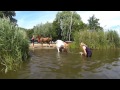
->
left=0, top=11, right=17, bottom=25
left=0, top=12, right=29, bottom=73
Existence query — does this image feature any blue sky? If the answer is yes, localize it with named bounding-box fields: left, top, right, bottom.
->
left=15, top=11, right=120, bottom=35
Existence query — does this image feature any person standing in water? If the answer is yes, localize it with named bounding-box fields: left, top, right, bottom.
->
left=80, top=42, right=92, bottom=57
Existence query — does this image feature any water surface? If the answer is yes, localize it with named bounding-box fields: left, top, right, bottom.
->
left=0, top=49, right=120, bottom=79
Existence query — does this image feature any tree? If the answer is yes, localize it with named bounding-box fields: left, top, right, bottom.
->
left=69, top=11, right=73, bottom=41
left=0, top=11, right=17, bottom=25
left=26, top=29, right=34, bottom=39
left=54, top=11, right=83, bottom=41
left=33, top=22, right=55, bottom=38
left=88, top=15, right=103, bottom=31
left=52, top=17, right=62, bottom=40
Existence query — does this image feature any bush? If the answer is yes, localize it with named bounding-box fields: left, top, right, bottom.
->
left=0, top=18, right=29, bottom=73
left=70, top=30, right=120, bottom=52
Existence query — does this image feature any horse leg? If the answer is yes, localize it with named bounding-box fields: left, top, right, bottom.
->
left=49, top=42, right=50, bottom=47
left=49, top=40, right=52, bottom=47
left=47, top=41, right=50, bottom=47
left=41, top=42, right=43, bottom=47
left=57, top=47, right=60, bottom=52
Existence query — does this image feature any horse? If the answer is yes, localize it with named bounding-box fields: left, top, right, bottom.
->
left=40, top=37, right=52, bottom=47
left=55, top=40, right=69, bottom=53
left=36, top=35, right=41, bottom=43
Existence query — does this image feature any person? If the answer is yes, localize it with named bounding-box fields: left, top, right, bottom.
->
left=55, top=40, right=68, bottom=53
left=31, top=35, right=35, bottom=48
left=80, top=42, right=92, bottom=57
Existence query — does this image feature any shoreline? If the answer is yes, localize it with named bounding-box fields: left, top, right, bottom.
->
left=29, top=43, right=56, bottom=49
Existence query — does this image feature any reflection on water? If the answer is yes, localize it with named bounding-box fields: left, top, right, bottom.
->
left=56, top=52, right=61, bottom=61
left=56, top=52, right=63, bottom=67
left=0, top=49, right=120, bottom=79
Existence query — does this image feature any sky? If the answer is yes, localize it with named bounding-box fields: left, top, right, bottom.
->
left=15, top=11, right=120, bottom=35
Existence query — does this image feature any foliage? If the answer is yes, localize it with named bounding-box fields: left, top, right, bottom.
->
left=0, top=11, right=17, bottom=25
left=33, top=22, right=54, bottom=37
left=26, top=29, right=34, bottom=39
left=53, top=11, right=84, bottom=41
left=72, top=29, right=120, bottom=51
left=0, top=18, right=29, bottom=73
left=106, top=30, right=120, bottom=48
left=88, top=14, right=103, bottom=31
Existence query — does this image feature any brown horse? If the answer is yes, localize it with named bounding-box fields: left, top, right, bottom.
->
left=40, top=37, right=52, bottom=47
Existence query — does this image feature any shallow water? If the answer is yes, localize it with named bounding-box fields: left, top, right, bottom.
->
left=0, top=49, right=120, bottom=79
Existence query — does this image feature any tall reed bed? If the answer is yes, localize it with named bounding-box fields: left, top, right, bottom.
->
left=69, top=30, right=120, bottom=52
left=0, top=18, right=29, bottom=73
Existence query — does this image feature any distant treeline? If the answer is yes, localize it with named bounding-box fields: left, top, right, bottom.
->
left=26, top=11, right=120, bottom=49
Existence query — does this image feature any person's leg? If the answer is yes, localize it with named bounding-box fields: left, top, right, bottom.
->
left=33, top=40, right=34, bottom=48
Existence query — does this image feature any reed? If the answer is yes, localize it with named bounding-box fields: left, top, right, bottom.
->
left=0, top=18, right=29, bottom=73
left=69, top=30, right=120, bottom=52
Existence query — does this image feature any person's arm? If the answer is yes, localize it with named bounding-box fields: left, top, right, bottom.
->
left=83, top=46, right=87, bottom=56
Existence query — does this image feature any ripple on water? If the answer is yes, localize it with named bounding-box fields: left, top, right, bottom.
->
left=1, top=49, right=120, bottom=79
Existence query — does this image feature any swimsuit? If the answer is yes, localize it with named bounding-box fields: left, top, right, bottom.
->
left=86, top=47, right=92, bottom=57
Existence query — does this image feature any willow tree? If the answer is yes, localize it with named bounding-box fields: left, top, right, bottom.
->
left=54, top=11, right=84, bottom=41
left=33, top=22, right=54, bottom=37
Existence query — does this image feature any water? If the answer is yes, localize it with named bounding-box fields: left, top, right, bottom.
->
left=0, top=49, right=120, bottom=79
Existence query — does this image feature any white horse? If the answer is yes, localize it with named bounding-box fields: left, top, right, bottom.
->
left=55, top=40, right=65, bottom=52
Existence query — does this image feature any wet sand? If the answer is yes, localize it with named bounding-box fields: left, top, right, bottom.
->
left=29, top=43, right=56, bottom=49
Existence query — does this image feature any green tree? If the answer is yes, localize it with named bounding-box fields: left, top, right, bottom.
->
left=52, top=18, right=62, bottom=40
left=54, top=11, right=83, bottom=41
left=0, top=11, right=17, bottom=25
left=33, top=22, right=55, bottom=38
left=26, top=29, right=34, bottom=39
left=88, top=15, right=103, bottom=31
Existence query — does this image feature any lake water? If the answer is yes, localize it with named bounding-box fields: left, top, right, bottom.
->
left=0, top=49, right=120, bottom=79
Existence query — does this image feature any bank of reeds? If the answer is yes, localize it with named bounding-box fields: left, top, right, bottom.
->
left=69, top=30, right=120, bottom=52
left=0, top=18, right=29, bottom=73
